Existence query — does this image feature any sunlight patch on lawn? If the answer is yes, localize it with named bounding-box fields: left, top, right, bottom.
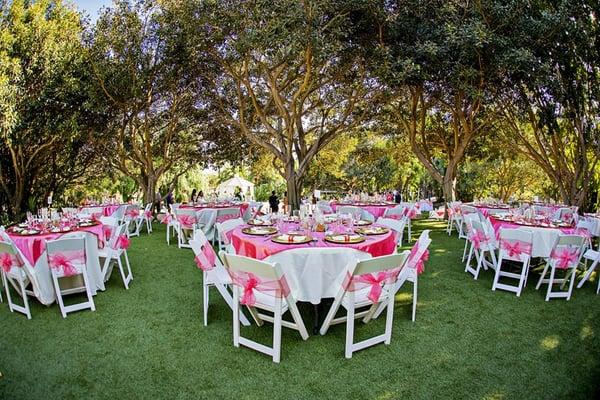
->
left=483, top=392, right=505, bottom=400
left=580, top=324, right=594, bottom=340
left=394, top=292, right=413, bottom=303
left=376, top=391, right=397, bottom=400
left=540, top=335, right=560, bottom=350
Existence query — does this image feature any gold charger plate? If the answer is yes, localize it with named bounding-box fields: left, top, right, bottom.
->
left=242, top=226, right=277, bottom=236
left=79, top=222, right=98, bottom=227
left=324, top=234, right=365, bottom=244
left=18, top=230, right=41, bottom=236
left=271, top=234, right=312, bottom=245
left=355, top=226, right=389, bottom=235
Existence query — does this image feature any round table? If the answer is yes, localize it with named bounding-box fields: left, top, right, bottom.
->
left=230, top=223, right=397, bottom=304
left=473, top=204, right=511, bottom=216
left=6, top=223, right=106, bottom=305
left=80, top=204, right=125, bottom=217
left=489, top=216, right=575, bottom=258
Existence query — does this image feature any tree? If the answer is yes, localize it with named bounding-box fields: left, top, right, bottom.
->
left=88, top=0, right=222, bottom=204
left=373, top=0, right=510, bottom=206
left=498, top=0, right=600, bottom=209
left=0, top=0, right=106, bottom=217
left=197, top=0, right=378, bottom=210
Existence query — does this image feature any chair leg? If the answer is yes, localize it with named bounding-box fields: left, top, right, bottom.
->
left=52, top=276, right=67, bottom=318
left=536, top=264, right=549, bottom=290
left=411, top=278, right=418, bottom=322
left=232, top=289, right=240, bottom=348
left=545, top=267, right=556, bottom=301
left=272, top=298, right=282, bottom=363
left=462, top=239, right=469, bottom=262
left=345, top=303, right=355, bottom=359
left=19, top=275, right=31, bottom=320
left=385, top=294, right=395, bottom=344
left=577, top=259, right=599, bottom=288
left=203, top=281, right=209, bottom=326
left=566, top=267, right=576, bottom=301
left=117, top=256, right=129, bottom=290
left=123, top=251, right=133, bottom=283
left=82, top=270, right=96, bottom=312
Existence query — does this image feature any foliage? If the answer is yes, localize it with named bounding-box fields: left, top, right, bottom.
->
left=0, top=0, right=108, bottom=218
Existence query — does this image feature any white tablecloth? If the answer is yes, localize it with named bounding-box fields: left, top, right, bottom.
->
left=497, top=225, right=569, bottom=258
left=264, top=247, right=371, bottom=304
left=23, top=231, right=104, bottom=305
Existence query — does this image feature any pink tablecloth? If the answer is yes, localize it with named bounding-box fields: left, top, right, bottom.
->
left=231, top=224, right=396, bottom=261
left=7, top=224, right=105, bottom=266
left=331, top=203, right=396, bottom=219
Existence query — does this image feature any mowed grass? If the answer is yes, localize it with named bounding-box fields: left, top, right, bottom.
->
left=1, top=219, right=599, bottom=399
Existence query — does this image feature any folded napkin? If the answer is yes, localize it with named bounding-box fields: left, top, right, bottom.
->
left=331, top=234, right=361, bottom=241
left=251, top=227, right=272, bottom=234
left=278, top=234, right=307, bottom=243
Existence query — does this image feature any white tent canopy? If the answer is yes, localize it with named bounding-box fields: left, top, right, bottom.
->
left=217, top=175, right=254, bottom=200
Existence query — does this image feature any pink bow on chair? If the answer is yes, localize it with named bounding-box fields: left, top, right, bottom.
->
left=116, top=235, right=130, bottom=250
left=407, top=209, right=417, bottom=219
left=408, top=245, right=430, bottom=274
left=343, top=268, right=400, bottom=303
left=48, top=250, right=85, bottom=277
left=550, top=247, right=580, bottom=269
left=161, top=214, right=173, bottom=224
left=501, top=239, right=532, bottom=260
left=0, top=252, right=22, bottom=273
left=194, top=244, right=217, bottom=271
left=230, top=271, right=290, bottom=307
left=145, top=210, right=153, bottom=219
left=177, top=215, right=196, bottom=229
left=469, top=230, right=489, bottom=250
left=126, top=209, right=140, bottom=218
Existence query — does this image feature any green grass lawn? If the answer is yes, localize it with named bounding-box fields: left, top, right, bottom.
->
left=1, top=219, right=599, bottom=399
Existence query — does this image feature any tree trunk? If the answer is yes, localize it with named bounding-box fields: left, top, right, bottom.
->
left=442, top=176, right=456, bottom=204
left=143, top=176, right=157, bottom=205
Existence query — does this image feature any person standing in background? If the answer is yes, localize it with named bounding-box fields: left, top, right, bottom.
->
left=190, top=188, right=197, bottom=203
left=165, top=189, right=174, bottom=211
left=269, top=191, right=279, bottom=213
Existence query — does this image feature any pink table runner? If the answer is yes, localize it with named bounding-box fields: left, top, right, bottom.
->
left=7, top=224, right=105, bottom=266
left=231, top=224, right=396, bottom=260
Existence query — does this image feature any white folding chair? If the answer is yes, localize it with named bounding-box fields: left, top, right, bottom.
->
left=373, top=231, right=431, bottom=322
left=220, top=252, right=309, bottom=363
left=536, top=235, right=585, bottom=301
left=461, top=214, right=481, bottom=263
left=98, top=222, right=133, bottom=289
left=319, top=252, right=409, bottom=358
left=464, top=220, right=498, bottom=279
left=215, top=218, right=244, bottom=252
left=577, top=242, right=600, bottom=289
left=376, top=217, right=406, bottom=247
left=125, top=205, right=143, bottom=237
left=492, top=229, right=534, bottom=296
left=140, top=202, right=153, bottom=234
left=46, top=236, right=96, bottom=318
left=446, top=202, right=462, bottom=235
left=0, top=241, right=33, bottom=319
left=190, top=232, right=250, bottom=327
left=175, top=208, right=199, bottom=249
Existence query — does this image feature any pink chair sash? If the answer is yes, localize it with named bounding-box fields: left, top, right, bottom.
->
left=407, top=209, right=417, bottom=219
left=0, top=252, right=23, bottom=273
left=126, top=209, right=140, bottom=218
left=407, top=245, right=429, bottom=274
left=116, top=235, right=130, bottom=250
left=194, top=244, right=217, bottom=271
left=469, top=229, right=489, bottom=250
left=177, top=215, right=196, bottom=229
left=230, top=271, right=291, bottom=307
left=500, top=238, right=532, bottom=261
left=342, top=267, right=401, bottom=303
left=575, top=228, right=591, bottom=240
left=145, top=210, right=153, bottom=219
left=550, top=247, right=580, bottom=269
left=48, top=249, right=86, bottom=277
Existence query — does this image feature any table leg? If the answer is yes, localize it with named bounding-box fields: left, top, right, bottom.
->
left=313, top=303, right=320, bottom=335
